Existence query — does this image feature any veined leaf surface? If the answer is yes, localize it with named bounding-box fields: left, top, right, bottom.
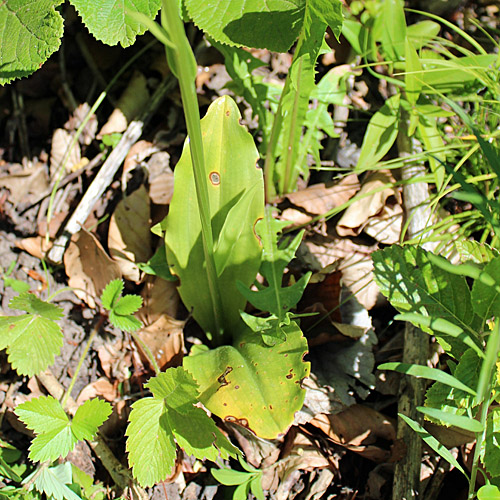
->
left=183, top=322, right=310, bottom=439
left=164, top=96, right=264, bottom=338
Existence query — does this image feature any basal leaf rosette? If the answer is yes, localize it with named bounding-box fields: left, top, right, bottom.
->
left=183, top=322, right=310, bottom=439
left=126, top=367, right=239, bottom=488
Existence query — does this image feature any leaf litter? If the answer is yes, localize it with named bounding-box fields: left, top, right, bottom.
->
left=0, top=6, right=491, bottom=499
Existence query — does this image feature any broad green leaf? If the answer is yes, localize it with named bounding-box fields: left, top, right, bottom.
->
left=379, top=362, right=476, bottom=396
left=456, top=240, right=499, bottom=264
left=101, top=281, right=143, bottom=332
left=355, top=94, right=400, bottom=172
left=372, top=246, right=481, bottom=357
left=478, top=485, right=500, bottom=500
left=399, top=414, right=467, bottom=477
left=211, top=468, right=252, bottom=486
left=0, top=293, right=63, bottom=377
left=406, top=20, right=440, bottom=50
left=417, top=406, right=483, bottom=433
left=108, top=311, right=142, bottom=332
left=126, top=367, right=239, bottom=488
left=137, top=244, right=177, bottom=281
left=183, top=322, right=310, bottom=439
left=483, top=410, right=500, bottom=478
left=378, top=0, right=406, bottom=61
left=185, top=0, right=342, bottom=52
left=238, top=211, right=310, bottom=322
left=26, top=463, right=81, bottom=500
left=16, top=396, right=111, bottom=463
left=425, top=349, right=481, bottom=416
left=186, top=0, right=303, bottom=52
left=165, top=96, right=264, bottom=339
left=472, top=256, right=500, bottom=320
left=69, top=0, right=161, bottom=47
left=0, top=0, right=64, bottom=85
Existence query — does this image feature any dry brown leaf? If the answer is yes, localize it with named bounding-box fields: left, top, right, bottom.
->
left=285, top=174, right=359, bottom=215
left=64, top=229, right=121, bottom=308
left=16, top=236, right=52, bottom=260
left=280, top=208, right=313, bottom=226
left=137, top=275, right=179, bottom=325
left=336, top=170, right=400, bottom=237
left=310, top=405, right=396, bottom=462
left=50, top=128, right=81, bottom=176
left=108, top=185, right=152, bottom=282
left=76, top=378, right=118, bottom=404
left=122, top=140, right=161, bottom=185
left=135, top=314, right=185, bottom=371
left=0, top=165, right=49, bottom=205
left=364, top=202, right=403, bottom=244
left=339, top=252, right=379, bottom=310
left=64, top=103, right=98, bottom=146
left=96, top=340, right=132, bottom=381
left=98, top=71, right=149, bottom=137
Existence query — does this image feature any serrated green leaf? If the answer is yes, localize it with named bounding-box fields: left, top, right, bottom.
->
left=472, top=256, right=500, bottom=320
left=108, top=310, right=142, bottom=332
left=100, top=280, right=124, bottom=310
left=146, top=368, right=199, bottom=413
left=456, top=241, right=499, bottom=264
left=26, top=462, right=82, bottom=500
left=126, top=398, right=176, bottom=487
left=417, top=406, right=483, bottom=433
left=483, top=410, right=500, bottom=478
left=372, top=245, right=481, bottom=358
left=9, top=293, right=63, bottom=320
left=0, top=0, right=64, bottom=85
left=72, top=399, right=112, bottom=441
left=126, top=367, right=239, bottom=488
left=0, top=312, right=63, bottom=377
left=16, top=396, right=110, bottom=463
left=425, top=349, right=481, bottom=416
left=69, top=0, right=161, bottom=48
left=113, top=295, right=143, bottom=316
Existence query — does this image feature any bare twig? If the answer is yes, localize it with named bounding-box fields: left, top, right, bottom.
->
left=47, top=75, right=176, bottom=264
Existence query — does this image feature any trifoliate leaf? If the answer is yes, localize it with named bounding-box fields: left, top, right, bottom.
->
left=9, top=292, right=63, bottom=320
left=69, top=0, right=161, bottom=48
left=113, top=295, right=143, bottom=316
left=100, top=279, right=124, bottom=310
left=126, top=367, right=239, bottom=488
left=108, top=310, right=142, bottom=332
left=15, top=396, right=111, bottom=463
left=0, top=0, right=64, bottom=85
left=25, top=462, right=81, bottom=500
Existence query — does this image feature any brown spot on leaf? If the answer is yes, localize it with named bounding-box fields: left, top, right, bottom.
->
left=209, top=171, right=220, bottom=185
left=234, top=385, right=240, bottom=390
left=286, top=374, right=293, bottom=379
left=226, top=110, right=230, bottom=116
left=217, top=366, right=233, bottom=389
left=224, top=416, right=249, bottom=428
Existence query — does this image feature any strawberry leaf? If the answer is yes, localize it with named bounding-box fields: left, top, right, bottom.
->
left=15, top=396, right=111, bottom=463
left=100, top=279, right=124, bottom=310
left=113, top=295, right=143, bottom=316
left=126, top=367, right=239, bottom=488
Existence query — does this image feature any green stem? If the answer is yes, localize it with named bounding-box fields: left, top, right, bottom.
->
left=161, top=0, right=225, bottom=343
left=46, top=40, right=156, bottom=243
left=61, top=316, right=104, bottom=409
left=468, top=319, right=500, bottom=499
left=130, top=331, right=161, bottom=375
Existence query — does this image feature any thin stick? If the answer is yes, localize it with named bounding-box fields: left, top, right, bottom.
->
left=47, top=75, right=176, bottom=264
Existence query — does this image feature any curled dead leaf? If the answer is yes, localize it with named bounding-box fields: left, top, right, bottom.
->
left=64, top=229, right=121, bottom=308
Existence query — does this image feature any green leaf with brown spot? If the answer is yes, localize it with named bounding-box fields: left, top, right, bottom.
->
left=183, top=322, right=310, bottom=439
